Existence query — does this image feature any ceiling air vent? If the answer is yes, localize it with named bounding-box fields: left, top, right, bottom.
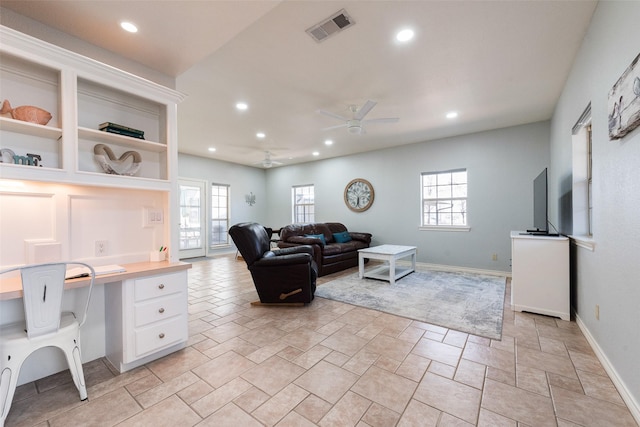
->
left=306, top=9, right=355, bottom=43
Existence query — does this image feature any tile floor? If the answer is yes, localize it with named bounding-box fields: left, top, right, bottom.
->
left=5, top=255, right=638, bottom=426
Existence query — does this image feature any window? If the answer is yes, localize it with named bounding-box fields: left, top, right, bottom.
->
left=211, top=184, right=229, bottom=247
left=421, top=169, right=468, bottom=228
left=572, top=104, right=594, bottom=249
left=292, top=185, right=314, bottom=223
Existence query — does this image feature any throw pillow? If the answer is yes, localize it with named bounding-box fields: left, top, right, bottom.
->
left=332, top=231, right=352, bottom=243
left=304, top=233, right=326, bottom=244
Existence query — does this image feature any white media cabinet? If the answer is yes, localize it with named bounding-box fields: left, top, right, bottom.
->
left=510, top=231, right=570, bottom=320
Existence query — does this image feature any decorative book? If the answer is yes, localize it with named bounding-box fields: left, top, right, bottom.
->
left=98, top=122, right=145, bottom=139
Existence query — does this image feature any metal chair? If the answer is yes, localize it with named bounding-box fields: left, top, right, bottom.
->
left=0, top=262, right=95, bottom=425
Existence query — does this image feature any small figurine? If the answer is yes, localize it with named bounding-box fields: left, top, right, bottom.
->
left=0, top=99, right=52, bottom=125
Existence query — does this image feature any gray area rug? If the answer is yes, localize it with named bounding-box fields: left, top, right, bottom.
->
left=316, top=269, right=506, bottom=340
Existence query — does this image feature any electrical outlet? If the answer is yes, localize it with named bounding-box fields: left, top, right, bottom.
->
left=595, top=304, right=600, bottom=320
left=492, top=253, right=498, bottom=261
left=95, top=240, right=108, bottom=257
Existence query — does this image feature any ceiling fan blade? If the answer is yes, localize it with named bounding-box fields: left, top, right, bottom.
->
left=317, top=109, right=350, bottom=121
left=259, top=158, right=284, bottom=168
left=322, top=123, right=348, bottom=131
left=354, top=100, right=377, bottom=120
left=362, top=117, right=399, bottom=124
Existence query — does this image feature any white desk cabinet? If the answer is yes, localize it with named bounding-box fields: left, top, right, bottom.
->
left=105, top=270, right=188, bottom=372
left=510, top=231, right=570, bottom=320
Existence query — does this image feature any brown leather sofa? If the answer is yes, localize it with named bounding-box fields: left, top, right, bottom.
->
left=277, top=222, right=372, bottom=276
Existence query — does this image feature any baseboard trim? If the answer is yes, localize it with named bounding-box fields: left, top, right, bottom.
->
left=575, top=313, right=640, bottom=424
left=414, top=262, right=511, bottom=278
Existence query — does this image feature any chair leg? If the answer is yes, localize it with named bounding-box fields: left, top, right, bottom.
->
left=1, top=365, right=20, bottom=425
left=63, top=343, right=87, bottom=401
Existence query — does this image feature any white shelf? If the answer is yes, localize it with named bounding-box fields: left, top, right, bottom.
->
left=0, top=116, right=62, bottom=139
left=78, top=127, right=166, bottom=153
left=363, top=265, right=414, bottom=282
left=74, top=171, right=171, bottom=191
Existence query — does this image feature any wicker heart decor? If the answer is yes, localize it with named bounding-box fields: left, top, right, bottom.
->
left=93, top=143, right=141, bottom=176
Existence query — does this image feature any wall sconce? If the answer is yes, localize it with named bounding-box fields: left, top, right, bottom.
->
left=245, top=192, right=256, bottom=206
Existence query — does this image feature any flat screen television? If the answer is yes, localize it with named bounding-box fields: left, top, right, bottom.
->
left=530, top=168, right=548, bottom=233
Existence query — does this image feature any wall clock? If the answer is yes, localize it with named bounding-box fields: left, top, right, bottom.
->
left=344, top=178, right=374, bottom=212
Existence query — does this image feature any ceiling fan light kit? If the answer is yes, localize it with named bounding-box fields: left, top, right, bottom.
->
left=347, top=120, right=362, bottom=134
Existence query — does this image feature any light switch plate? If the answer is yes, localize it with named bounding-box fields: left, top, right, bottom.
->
left=143, top=207, right=164, bottom=227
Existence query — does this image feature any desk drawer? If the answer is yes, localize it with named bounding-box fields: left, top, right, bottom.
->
left=134, top=317, right=186, bottom=358
left=134, top=293, right=185, bottom=328
left=134, top=272, right=184, bottom=302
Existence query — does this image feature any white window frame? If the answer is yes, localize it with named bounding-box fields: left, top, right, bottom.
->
left=420, top=169, right=470, bottom=232
left=210, top=183, right=230, bottom=248
left=292, top=184, right=314, bottom=223
left=571, top=104, right=595, bottom=251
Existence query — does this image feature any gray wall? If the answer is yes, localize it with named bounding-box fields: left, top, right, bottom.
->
left=264, top=121, right=550, bottom=272
left=179, top=121, right=549, bottom=271
left=550, top=1, right=640, bottom=407
left=177, top=154, right=268, bottom=252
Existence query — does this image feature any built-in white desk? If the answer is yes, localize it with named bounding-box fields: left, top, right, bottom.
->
left=0, top=261, right=191, bottom=384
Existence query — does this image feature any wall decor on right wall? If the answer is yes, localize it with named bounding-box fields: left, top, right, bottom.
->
left=608, top=52, right=640, bottom=140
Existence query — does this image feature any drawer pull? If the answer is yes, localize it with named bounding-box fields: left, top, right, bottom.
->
left=158, top=284, right=165, bottom=290
left=159, top=333, right=165, bottom=339
left=158, top=308, right=165, bottom=314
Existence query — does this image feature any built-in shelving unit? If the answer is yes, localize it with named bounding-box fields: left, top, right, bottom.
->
left=0, top=25, right=184, bottom=192
left=0, top=24, right=190, bottom=381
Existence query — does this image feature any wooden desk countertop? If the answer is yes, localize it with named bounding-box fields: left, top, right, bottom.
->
left=0, top=261, right=192, bottom=301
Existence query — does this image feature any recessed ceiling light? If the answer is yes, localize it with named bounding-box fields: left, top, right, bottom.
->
left=446, top=111, right=458, bottom=119
left=312, top=151, right=320, bottom=156
left=324, top=139, right=333, bottom=146
left=236, top=102, right=248, bottom=111
left=208, top=147, right=216, bottom=152
left=396, top=29, right=414, bottom=42
left=120, top=21, right=138, bottom=33
left=256, top=132, right=265, bottom=138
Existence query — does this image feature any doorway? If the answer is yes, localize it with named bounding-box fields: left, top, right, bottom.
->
left=178, top=179, right=206, bottom=259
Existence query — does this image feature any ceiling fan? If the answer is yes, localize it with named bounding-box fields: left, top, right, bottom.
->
left=318, top=100, right=399, bottom=135
left=257, top=151, right=282, bottom=168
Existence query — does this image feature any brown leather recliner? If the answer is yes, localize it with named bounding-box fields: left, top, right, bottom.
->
left=229, top=222, right=317, bottom=304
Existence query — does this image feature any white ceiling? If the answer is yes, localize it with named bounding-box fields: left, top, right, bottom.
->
left=2, top=1, right=598, bottom=168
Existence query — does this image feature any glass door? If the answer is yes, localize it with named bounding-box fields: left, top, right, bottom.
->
left=178, top=179, right=206, bottom=259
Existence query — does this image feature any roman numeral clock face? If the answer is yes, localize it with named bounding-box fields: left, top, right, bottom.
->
left=344, top=178, right=374, bottom=212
